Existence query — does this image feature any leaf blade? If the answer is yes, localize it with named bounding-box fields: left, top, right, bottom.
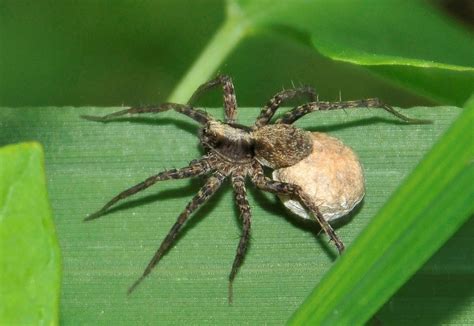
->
left=0, top=142, right=61, bottom=325
left=0, top=106, right=466, bottom=324
left=289, top=101, right=474, bottom=324
left=229, top=0, right=474, bottom=105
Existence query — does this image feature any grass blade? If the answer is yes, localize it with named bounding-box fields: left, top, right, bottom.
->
left=289, top=102, right=473, bottom=324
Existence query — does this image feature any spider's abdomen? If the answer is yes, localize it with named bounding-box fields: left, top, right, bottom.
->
left=252, top=124, right=312, bottom=168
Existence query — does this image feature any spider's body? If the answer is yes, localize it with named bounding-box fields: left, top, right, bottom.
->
left=202, top=120, right=312, bottom=168
left=82, top=75, right=426, bottom=302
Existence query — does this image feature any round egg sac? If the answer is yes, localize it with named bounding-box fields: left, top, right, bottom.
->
left=272, top=132, right=365, bottom=222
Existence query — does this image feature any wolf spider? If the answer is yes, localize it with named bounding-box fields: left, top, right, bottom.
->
left=82, top=75, right=425, bottom=303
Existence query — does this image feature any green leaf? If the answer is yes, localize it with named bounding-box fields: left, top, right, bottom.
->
left=170, top=0, right=473, bottom=105
left=236, top=0, right=474, bottom=104
left=0, top=142, right=61, bottom=325
left=289, top=100, right=473, bottom=324
left=0, top=106, right=469, bottom=324
left=367, top=64, right=474, bottom=107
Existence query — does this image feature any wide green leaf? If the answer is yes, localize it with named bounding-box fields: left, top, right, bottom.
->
left=0, top=105, right=468, bottom=324
left=0, top=142, right=61, bottom=325
left=236, top=0, right=473, bottom=104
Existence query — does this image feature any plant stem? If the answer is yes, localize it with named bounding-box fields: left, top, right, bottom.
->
left=167, top=16, right=248, bottom=103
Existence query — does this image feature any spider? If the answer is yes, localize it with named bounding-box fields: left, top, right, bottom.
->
left=82, top=75, right=425, bottom=303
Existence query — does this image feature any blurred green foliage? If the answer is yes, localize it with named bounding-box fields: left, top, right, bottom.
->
left=0, top=0, right=452, bottom=107
left=0, top=143, right=61, bottom=325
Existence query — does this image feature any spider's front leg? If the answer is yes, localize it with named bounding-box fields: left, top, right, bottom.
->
left=251, top=164, right=344, bottom=254
left=228, top=173, right=252, bottom=304
left=84, top=157, right=211, bottom=221
left=128, top=172, right=227, bottom=294
left=276, top=98, right=430, bottom=125
left=81, top=102, right=210, bottom=124
left=254, top=86, right=317, bottom=128
left=187, top=75, right=238, bottom=123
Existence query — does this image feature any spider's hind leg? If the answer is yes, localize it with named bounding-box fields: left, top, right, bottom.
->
left=128, top=172, right=227, bottom=294
left=251, top=164, right=344, bottom=254
left=254, top=86, right=317, bottom=128
left=81, top=102, right=210, bottom=124
left=276, top=98, right=430, bottom=125
left=84, top=158, right=211, bottom=221
left=228, top=173, right=252, bottom=304
left=187, top=75, right=238, bottom=123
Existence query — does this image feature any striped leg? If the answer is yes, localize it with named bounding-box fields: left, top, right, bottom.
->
left=84, top=158, right=211, bottom=221
left=251, top=163, right=344, bottom=254
left=276, top=98, right=430, bottom=125
left=228, top=173, right=252, bottom=304
left=187, top=75, right=238, bottom=123
left=128, top=172, right=227, bottom=294
left=81, top=102, right=211, bottom=124
left=254, top=86, right=317, bottom=127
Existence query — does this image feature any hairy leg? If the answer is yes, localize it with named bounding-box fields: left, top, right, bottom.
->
left=128, top=172, right=227, bottom=294
left=228, top=173, right=252, bottom=304
left=187, top=75, right=238, bottom=123
left=84, top=158, right=211, bottom=221
left=81, top=102, right=211, bottom=124
left=254, top=86, right=317, bottom=128
left=276, top=98, right=430, bottom=125
left=251, top=163, right=344, bottom=254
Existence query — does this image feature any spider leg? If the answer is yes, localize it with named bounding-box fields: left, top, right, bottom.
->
left=84, top=158, right=211, bottom=221
left=254, top=86, right=317, bottom=127
left=251, top=164, right=344, bottom=254
left=228, top=173, right=252, bottom=304
left=81, top=102, right=211, bottom=124
left=276, top=98, right=431, bottom=125
left=187, top=75, right=238, bottom=124
left=127, top=172, right=227, bottom=294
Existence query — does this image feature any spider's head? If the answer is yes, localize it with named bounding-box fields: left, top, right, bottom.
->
left=252, top=124, right=313, bottom=169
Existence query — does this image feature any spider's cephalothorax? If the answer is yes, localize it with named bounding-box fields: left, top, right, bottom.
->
left=201, top=119, right=313, bottom=168
left=82, top=75, right=427, bottom=303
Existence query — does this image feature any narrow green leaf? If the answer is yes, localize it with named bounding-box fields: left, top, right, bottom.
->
left=168, top=16, right=248, bottom=103
left=0, top=142, right=61, bottom=325
left=289, top=103, right=473, bottom=324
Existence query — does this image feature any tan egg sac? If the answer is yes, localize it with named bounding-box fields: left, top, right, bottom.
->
left=273, top=132, right=365, bottom=221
